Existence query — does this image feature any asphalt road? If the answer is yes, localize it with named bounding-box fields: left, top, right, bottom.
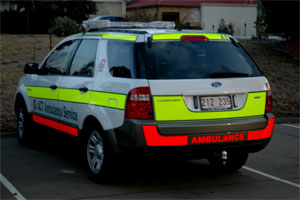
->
left=1, top=123, right=299, bottom=199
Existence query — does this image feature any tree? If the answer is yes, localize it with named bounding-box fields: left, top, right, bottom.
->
left=254, top=15, right=268, bottom=40
left=217, top=18, right=234, bottom=35
left=1, top=0, right=97, bottom=34
left=50, top=16, right=78, bottom=37
left=261, top=0, right=299, bottom=40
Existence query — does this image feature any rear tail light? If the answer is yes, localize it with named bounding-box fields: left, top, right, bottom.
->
left=266, top=83, right=272, bottom=113
left=125, top=87, right=153, bottom=120
left=181, top=36, right=209, bottom=41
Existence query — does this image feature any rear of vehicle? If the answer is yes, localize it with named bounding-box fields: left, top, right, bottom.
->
left=14, top=19, right=275, bottom=180
left=118, top=32, right=274, bottom=170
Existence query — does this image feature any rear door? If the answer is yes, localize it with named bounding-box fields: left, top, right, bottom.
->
left=145, top=34, right=267, bottom=122
left=56, top=39, right=99, bottom=128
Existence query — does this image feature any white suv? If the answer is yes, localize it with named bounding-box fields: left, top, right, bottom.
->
left=15, top=21, right=275, bottom=180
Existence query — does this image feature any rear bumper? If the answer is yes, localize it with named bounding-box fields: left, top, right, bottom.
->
left=114, top=113, right=275, bottom=154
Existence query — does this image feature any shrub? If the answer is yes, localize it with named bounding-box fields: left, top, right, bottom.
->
left=126, top=8, right=156, bottom=22
left=254, top=15, right=268, bottom=40
left=50, top=16, right=78, bottom=37
left=175, top=20, right=187, bottom=30
left=217, top=18, right=234, bottom=35
left=175, top=20, right=204, bottom=30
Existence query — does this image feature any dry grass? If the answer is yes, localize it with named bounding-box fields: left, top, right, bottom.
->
left=0, top=34, right=64, bottom=131
left=0, top=35, right=299, bottom=131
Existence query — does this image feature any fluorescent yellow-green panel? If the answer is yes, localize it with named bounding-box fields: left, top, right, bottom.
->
left=73, top=33, right=137, bottom=41
left=26, top=86, right=127, bottom=109
left=102, top=33, right=137, bottom=41
left=152, top=33, right=230, bottom=41
left=59, top=88, right=92, bottom=104
left=153, top=92, right=266, bottom=121
left=26, top=86, right=58, bottom=100
left=85, top=33, right=102, bottom=36
left=90, top=92, right=127, bottom=110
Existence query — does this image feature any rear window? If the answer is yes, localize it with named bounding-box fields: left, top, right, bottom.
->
left=107, top=40, right=145, bottom=78
left=145, top=41, right=262, bottom=79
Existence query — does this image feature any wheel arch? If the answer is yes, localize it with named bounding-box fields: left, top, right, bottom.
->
left=80, top=115, right=120, bottom=154
left=14, top=83, right=33, bottom=115
left=14, top=93, right=26, bottom=115
left=81, top=115, right=103, bottom=134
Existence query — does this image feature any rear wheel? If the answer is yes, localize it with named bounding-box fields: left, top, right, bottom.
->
left=84, top=128, right=110, bottom=181
left=208, top=151, right=248, bottom=172
left=17, top=103, right=33, bottom=146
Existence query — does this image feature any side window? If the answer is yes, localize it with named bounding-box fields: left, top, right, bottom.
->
left=107, top=40, right=135, bottom=78
left=42, top=40, right=78, bottom=75
left=69, top=39, right=99, bottom=77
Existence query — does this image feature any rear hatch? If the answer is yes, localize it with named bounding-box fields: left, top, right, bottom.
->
left=145, top=33, right=267, bottom=122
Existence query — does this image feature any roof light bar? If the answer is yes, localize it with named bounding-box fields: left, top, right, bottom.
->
left=82, top=20, right=175, bottom=31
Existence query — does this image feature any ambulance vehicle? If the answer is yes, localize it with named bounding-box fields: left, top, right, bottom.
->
left=14, top=21, right=275, bottom=179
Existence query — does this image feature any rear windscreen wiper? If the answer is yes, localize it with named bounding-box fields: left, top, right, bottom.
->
left=210, top=72, right=250, bottom=78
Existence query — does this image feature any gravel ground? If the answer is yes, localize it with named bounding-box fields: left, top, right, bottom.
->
left=0, top=35, right=299, bottom=131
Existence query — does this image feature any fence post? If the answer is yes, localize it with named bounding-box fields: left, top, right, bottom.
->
left=49, top=29, right=52, bottom=50
left=33, top=47, right=35, bottom=62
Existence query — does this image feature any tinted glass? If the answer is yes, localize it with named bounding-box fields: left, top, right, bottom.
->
left=114, top=17, right=127, bottom=22
left=101, top=17, right=111, bottom=20
left=145, top=41, right=262, bottom=79
left=100, top=16, right=126, bottom=21
left=69, top=39, right=99, bottom=77
left=107, top=40, right=145, bottom=78
left=42, top=40, right=78, bottom=75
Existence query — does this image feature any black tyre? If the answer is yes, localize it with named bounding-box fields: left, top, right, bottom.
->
left=84, top=128, right=110, bottom=182
left=16, top=103, right=33, bottom=146
left=208, top=151, right=248, bottom=172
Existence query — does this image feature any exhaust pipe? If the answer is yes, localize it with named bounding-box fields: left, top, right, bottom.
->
left=222, top=151, right=227, bottom=165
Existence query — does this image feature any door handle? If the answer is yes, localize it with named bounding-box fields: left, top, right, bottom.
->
left=50, top=85, right=57, bottom=90
left=79, top=87, right=88, bottom=93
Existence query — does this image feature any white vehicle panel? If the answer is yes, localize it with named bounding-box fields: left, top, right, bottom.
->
left=14, top=79, right=32, bottom=113
left=148, top=77, right=267, bottom=96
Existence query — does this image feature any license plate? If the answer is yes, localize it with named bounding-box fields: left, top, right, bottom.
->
left=200, top=96, right=232, bottom=110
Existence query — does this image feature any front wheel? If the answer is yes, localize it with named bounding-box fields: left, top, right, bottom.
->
left=17, top=104, right=33, bottom=146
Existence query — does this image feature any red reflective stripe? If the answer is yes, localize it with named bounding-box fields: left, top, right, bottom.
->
left=58, top=123, right=78, bottom=137
left=247, top=118, right=275, bottom=140
left=32, top=114, right=78, bottom=137
left=143, top=118, right=275, bottom=146
left=142, top=125, right=188, bottom=146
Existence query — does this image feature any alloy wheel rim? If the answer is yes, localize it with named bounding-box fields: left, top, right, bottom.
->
left=87, top=130, right=104, bottom=174
left=18, top=108, right=24, bottom=138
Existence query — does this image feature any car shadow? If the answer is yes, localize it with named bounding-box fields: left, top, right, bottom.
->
left=27, top=128, right=241, bottom=186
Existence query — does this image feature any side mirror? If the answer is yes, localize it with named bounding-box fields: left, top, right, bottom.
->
left=24, top=63, right=39, bottom=74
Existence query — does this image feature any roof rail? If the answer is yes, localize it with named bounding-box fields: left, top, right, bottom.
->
left=82, top=20, right=175, bottom=32
left=90, top=29, right=148, bottom=34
